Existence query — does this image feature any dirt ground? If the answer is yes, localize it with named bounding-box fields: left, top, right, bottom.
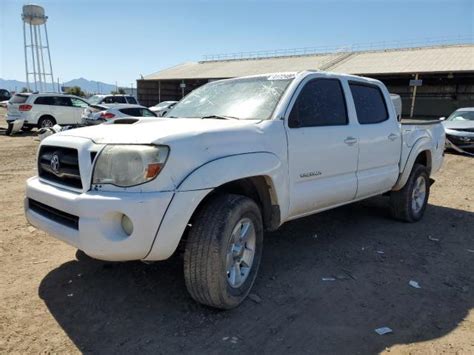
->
left=0, top=109, right=473, bottom=354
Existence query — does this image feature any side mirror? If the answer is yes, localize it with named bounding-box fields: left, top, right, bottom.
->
left=440, top=117, right=446, bottom=121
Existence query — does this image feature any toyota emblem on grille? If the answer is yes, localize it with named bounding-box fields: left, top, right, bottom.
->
left=50, top=154, right=60, bottom=174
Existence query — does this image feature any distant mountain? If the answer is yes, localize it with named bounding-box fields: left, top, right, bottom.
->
left=63, top=78, right=116, bottom=94
left=0, top=77, right=117, bottom=94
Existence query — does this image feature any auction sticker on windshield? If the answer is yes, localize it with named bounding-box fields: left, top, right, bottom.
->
left=267, top=73, right=296, bottom=80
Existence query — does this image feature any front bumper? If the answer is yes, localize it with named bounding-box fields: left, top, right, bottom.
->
left=25, top=176, right=174, bottom=261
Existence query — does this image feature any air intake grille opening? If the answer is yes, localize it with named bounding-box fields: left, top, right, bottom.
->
left=38, top=146, right=82, bottom=189
left=28, top=198, right=79, bottom=230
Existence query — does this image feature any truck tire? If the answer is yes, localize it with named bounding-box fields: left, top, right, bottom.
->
left=38, top=116, right=56, bottom=129
left=184, top=194, right=263, bottom=309
left=390, top=163, right=430, bottom=222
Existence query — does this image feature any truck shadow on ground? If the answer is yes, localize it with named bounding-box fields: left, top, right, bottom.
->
left=38, top=197, right=474, bottom=354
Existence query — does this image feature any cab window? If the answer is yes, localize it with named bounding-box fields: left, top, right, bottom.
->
left=349, top=82, right=388, bottom=124
left=289, top=78, right=348, bottom=128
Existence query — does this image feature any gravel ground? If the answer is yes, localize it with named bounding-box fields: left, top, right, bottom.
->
left=0, top=110, right=473, bottom=354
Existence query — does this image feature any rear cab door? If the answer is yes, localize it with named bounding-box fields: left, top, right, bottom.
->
left=285, top=73, right=360, bottom=219
left=348, top=79, right=402, bottom=198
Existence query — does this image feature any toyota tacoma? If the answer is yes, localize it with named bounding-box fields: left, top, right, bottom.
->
left=25, top=71, right=445, bottom=309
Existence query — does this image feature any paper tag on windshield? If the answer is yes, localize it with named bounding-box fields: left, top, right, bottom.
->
left=267, top=73, right=296, bottom=80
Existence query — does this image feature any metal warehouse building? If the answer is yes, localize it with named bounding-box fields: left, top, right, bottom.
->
left=137, top=44, right=474, bottom=118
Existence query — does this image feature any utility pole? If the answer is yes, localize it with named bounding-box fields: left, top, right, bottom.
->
left=409, top=73, right=420, bottom=118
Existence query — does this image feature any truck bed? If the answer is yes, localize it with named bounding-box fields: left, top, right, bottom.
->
left=401, top=119, right=442, bottom=126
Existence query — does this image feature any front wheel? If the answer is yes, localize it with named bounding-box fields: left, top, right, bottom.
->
left=390, top=164, right=430, bottom=222
left=184, top=194, right=263, bottom=309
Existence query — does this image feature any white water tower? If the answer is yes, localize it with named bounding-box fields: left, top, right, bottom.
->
left=22, top=4, right=55, bottom=92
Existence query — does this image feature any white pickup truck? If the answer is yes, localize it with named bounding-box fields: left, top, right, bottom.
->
left=25, top=71, right=445, bottom=309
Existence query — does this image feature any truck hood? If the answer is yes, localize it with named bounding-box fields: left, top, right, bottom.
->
left=58, top=118, right=262, bottom=144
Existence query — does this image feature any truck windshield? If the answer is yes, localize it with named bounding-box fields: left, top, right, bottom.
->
left=167, top=75, right=294, bottom=120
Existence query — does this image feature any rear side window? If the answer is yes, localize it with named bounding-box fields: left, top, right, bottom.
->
left=34, top=96, right=55, bottom=105
left=126, top=96, right=138, bottom=104
left=349, top=83, right=388, bottom=124
left=54, top=96, right=72, bottom=107
left=10, top=94, right=29, bottom=104
left=119, top=108, right=141, bottom=116
left=103, top=96, right=126, bottom=104
left=289, top=79, right=348, bottom=128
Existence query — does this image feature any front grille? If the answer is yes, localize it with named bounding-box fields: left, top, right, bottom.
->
left=38, top=146, right=82, bottom=189
left=455, top=128, right=474, bottom=133
left=446, top=134, right=474, bottom=145
left=28, top=198, right=79, bottom=230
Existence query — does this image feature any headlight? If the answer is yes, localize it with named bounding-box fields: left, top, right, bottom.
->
left=92, top=145, right=169, bottom=187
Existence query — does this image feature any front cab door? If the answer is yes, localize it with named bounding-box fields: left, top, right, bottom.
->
left=285, top=75, right=359, bottom=219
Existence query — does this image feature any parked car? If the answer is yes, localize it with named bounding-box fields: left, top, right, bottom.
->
left=149, top=100, right=178, bottom=117
left=82, top=104, right=157, bottom=125
left=0, top=89, right=11, bottom=102
left=25, top=71, right=445, bottom=309
left=441, top=107, right=474, bottom=151
left=5, top=93, right=90, bottom=134
left=88, top=94, right=138, bottom=105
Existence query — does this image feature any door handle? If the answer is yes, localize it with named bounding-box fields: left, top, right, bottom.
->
left=388, top=133, right=398, bottom=141
left=344, top=136, right=358, bottom=146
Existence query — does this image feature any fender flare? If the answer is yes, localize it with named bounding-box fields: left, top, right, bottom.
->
left=392, top=137, right=432, bottom=191
left=177, top=152, right=284, bottom=194
left=144, top=152, right=286, bottom=261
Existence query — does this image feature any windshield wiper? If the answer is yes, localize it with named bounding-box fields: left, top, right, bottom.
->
left=201, top=115, right=239, bottom=120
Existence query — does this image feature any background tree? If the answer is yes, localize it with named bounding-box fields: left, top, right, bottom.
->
left=65, top=86, right=86, bottom=97
left=20, top=87, right=29, bottom=93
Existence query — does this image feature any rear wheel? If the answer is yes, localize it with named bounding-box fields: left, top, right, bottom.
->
left=38, top=116, right=56, bottom=129
left=184, top=194, right=263, bottom=309
left=390, top=164, right=430, bottom=222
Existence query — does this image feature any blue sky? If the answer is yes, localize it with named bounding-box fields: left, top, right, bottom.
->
left=1, top=0, right=472, bottom=86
